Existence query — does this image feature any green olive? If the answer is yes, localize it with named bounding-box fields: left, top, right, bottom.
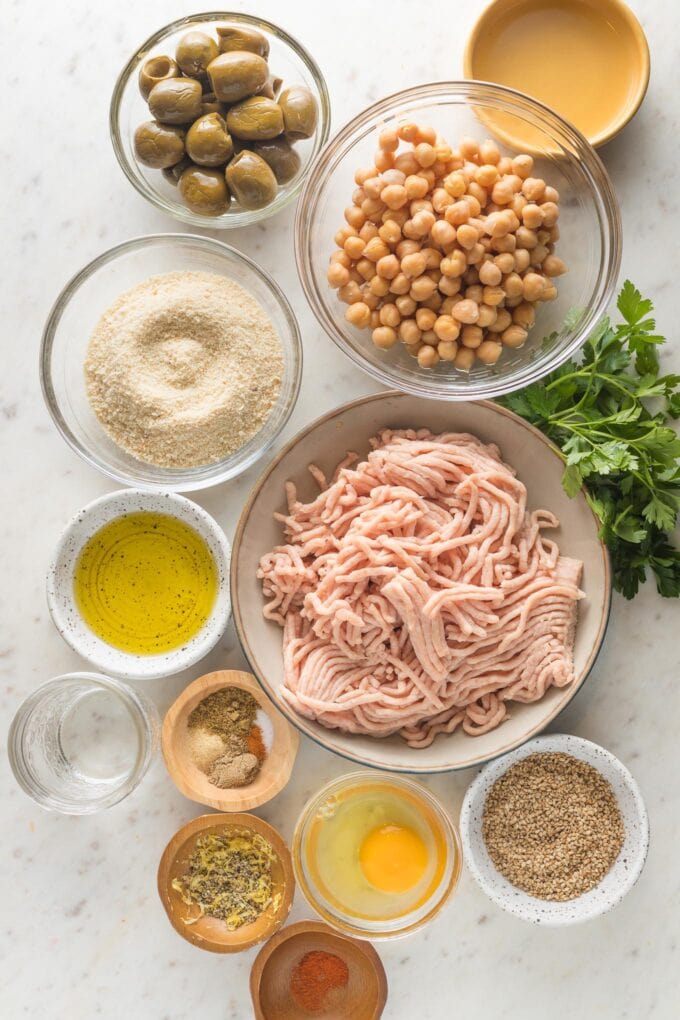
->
left=138, top=55, right=179, bottom=100
left=148, top=77, right=203, bottom=124
left=253, top=137, right=301, bottom=184
left=186, top=113, right=234, bottom=167
left=258, top=73, right=284, bottom=100
left=133, top=121, right=185, bottom=169
left=279, top=85, right=318, bottom=139
left=162, top=155, right=193, bottom=185
left=225, top=150, right=278, bottom=210
left=207, top=51, right=268, bottom=103
left=227, top=96, right=284, bottom=141
left=175, top=30, right=218, bottom=78
left=200, top=92, right=227, bottom=116
left=179, top=165, right=230, bottom=215
left=216, top=24, right=269, bottom=58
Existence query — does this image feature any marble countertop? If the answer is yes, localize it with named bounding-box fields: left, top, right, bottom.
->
left=2, top=1, right=677, bottom=1017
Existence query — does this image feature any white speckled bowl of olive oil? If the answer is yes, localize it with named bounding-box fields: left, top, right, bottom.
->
left=46, top=489, right=231, bottom=681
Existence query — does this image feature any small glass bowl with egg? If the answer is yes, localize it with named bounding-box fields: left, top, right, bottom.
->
left=293, top=772, right=462, bottom=938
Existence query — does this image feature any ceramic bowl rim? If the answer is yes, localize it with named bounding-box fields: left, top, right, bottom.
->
left=46, top=488, right=231, bottom=681
left=459, top=732, right=650, bottom=925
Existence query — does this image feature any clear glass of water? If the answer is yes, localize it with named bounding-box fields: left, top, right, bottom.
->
left=7, top=672, right=159, bottom=814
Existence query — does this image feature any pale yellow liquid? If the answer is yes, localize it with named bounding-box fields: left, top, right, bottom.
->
left=472, top=0, right=640, bottom=142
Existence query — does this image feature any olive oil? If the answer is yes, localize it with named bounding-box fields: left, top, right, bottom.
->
left=74, top=512, right=217, bottom=655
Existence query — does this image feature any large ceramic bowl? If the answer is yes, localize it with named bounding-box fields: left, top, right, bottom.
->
left=231, top=392, right=611, bottom=773
left=460, top=734, right=650, bottom=925
left=40, top=234, right=302, bottom=492
left=110, top=12, right=330, bottom=228
left=295, top=81, right=621, bottom=400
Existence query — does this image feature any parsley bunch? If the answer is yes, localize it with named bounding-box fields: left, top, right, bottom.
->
left=499, top=281, right=680, bottom=598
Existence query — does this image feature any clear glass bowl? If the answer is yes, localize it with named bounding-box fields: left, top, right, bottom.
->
left=40, top=234, right=302, bottom=491
left=8, top=672, right=159, bottom=814
left=110, top=12, right=330, bottom=228
left=293, top=772, right=462, bottom=939
left=295, top=81, right=622, bottom=400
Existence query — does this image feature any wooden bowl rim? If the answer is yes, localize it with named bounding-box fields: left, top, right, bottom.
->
left=157, top=811, right=295, bottom=953
left=250, top=919, right=388, bottom=1020
left=161, top=668, right=299, bottom=811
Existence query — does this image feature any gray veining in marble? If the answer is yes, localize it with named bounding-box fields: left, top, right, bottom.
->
left=1, top=1, right=678, bottom=1017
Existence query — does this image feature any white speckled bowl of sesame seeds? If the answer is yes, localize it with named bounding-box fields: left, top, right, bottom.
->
left=460, top=733, right=649, bottom=926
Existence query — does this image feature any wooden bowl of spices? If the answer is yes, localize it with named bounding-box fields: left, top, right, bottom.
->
left=162, top=669, right=299, bottom=811
left=250, top=920, right=388, bottom=1020
left=158, top=812, right=295, bottom=953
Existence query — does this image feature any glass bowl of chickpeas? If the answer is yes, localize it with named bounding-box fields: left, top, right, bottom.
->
left=110, top=12, right=330, bottom=228
left=295, top=81, right=621, bottom=397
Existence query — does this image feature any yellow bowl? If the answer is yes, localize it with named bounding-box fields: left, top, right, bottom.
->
left=464, top=0, right=650, bottom=148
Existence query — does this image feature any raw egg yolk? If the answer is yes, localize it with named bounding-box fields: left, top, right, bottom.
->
left=359, top=824, right=428, bottom=893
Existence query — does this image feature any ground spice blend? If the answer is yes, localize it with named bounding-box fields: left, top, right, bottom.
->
left=289, top=950, right=350, bottom=1014
left=482, top=752, right=625, bottom=901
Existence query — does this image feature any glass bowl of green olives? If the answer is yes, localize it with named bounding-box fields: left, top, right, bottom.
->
left=111, top=13, right=330, bottom=227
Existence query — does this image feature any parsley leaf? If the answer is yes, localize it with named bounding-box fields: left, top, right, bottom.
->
left=498, top=281, right=680, bottom=599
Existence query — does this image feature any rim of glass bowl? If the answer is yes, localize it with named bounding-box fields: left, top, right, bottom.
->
left=295, top=80, right=622, bottom=401
left=292, top=771, right=463, bottom=939
left=7, top=672, right=160, bottom=814
left=109, top=11, right=331, bottom=229
left=39, top=233, right=303, bottom=492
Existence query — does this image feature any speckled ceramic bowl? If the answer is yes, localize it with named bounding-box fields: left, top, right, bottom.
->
left=460, top=734, right=649, bottom=926
left=46, top=489, right=231, bottom=681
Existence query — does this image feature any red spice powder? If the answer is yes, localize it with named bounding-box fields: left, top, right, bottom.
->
left=247, top=723, right=267, bottom=762
left=289, top=949, right=350, bottom=1013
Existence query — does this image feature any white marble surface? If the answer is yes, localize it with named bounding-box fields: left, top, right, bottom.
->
left=2, top=1, right=678, bottom=1017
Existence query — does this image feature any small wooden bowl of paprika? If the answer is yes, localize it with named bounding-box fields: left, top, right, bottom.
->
left=250, top=920, right=388, bottom=1019
left=162, top=669, right=299, bottom=812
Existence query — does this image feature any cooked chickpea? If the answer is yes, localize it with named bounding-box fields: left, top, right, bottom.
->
left=494, top=252, right=515, bottom=275
left=389, top=272, right=411, bottom=295
left=363, top=290, right=381, bottom=310
left=416, top=307, right=437, bottom=331
left=512, top=154, right=533, bottom=179
left=370, top=275, right=391, bottom=297
left=460, top=136, right=479, bottom=160
left=540, top=201, right=560, bottom=227
left=479, top=139, right=501, bottom=164
left=353, top=187, right=367, bottom=206
left=418, top=345, right=439, bottom=368
left=422, top=292, right=443, bottom=311
left=345, top=205, right=366, bottom=229
left=454, top=346, right=476, bottom=370
left=372, top=325, right=398, bottom=349
left=338, top=281, right=363, bottom=304
left=396, top=239, right=421, bottom=259
left=510, top=194, right=528, bottom=218
left=542, top=254, right=567, bottom=277
left=490, top=232, right=516, bottom=253
left=409, top=199, right=434, bottom=217
left=487, top=308, right=511, bottom=333
left=438, top=275, right=462, bottom=297
left=491, top=179, right=514, bottom=205
left=356, top=257, right=376, bottom=281
left=461, top=325, right=483, bottom=349
left=363, top=237, right=390, bottom=262
left=482, top=285, right=505, bottom=307
left=406, top=341, right=423, bottom=358
left=427, top=220, right=455, bottom=249
left=413, top=142, right=436, bottom=168
left=477, top=303, right=497, bottom=328
left=484, top=210, right=513, bottom=238
left=515, top=225, right=538, bottom=250
left=399, top=318, right=421, bottom=344
left=394, top=152, right=420, bottom=176
left=444, top=172, right=466, bottom=198
left=422, top=246, right=442, bottom=269
left=370, top=310, right=381, bottom=328
left=479, top=260, right=502, bottom=286
left=543, top=185, right=559, bottom=204
left=327, top=262, right=350, bottom=288
left=374, top=149, right=393, bottom=172
left=432, top=314, right=459, bottom=342
left=541, top=283, right=558, bottom=300
left=521, top=203, right=544, bottom=229
left=513, top=248, right=531, bottom=273
left=410, top=275, right=437, bottom=301
left=409, top=210, right=436, bottom=237
left=376, top=254, right=400, bottom=280
left=522, top=272, right=546, bottom=301
left=417, top=330, right=436, bottom=346
left=379, top=220, right=402, bottom=246
left=361, top=197, right=384, bottom=218
left=497, top=156, right=513, bottom=174
left=345, top=302, right=371, bottom=328
left=451, top=298, right=479, bottom=324
left=503, top=272, right=524, bottom=298
left=401, top=251, right=427, bottom=279
left=476, top=164, right=499, bottom=188
left=522, top=177, right=546, bottom=201
left=456, top=223, right=478, bottom=250
left=379, top=303, right=400, bottom=327
left=501, top=324, right=528, bottom=348
left=477, top=340, right=502, bottom=364
left=395, top=294, right=417, bottom=317
left=437, top=340, right=458, bottom=361
left=512, top=302, right=535, bottom=328
left=385, top=207, right=409, bottom=228
left=380, top=184, right=408, bottom=210
left=379, top=127, right=399, bottom=152
left=468, top=243, right=486, bottom=264
left=355, top=166, right=377, bottom=186
left=531, top=243, right=550, bottom=266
